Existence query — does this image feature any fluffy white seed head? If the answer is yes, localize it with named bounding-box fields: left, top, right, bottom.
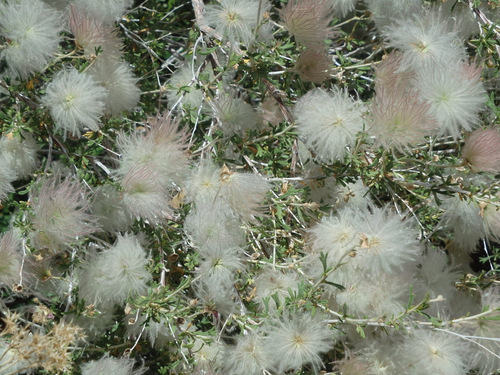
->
left=415, top=61, right=485, bottom=138
left=383, top=11, right=465, bottom=72
left=263, top=311, right=334, bottom=373
left=329, top=0, right=359, bottom=17
left=126, top=310, right=182, bottom=348
left=432, top=0, right=479, bottom=39
left=166, top=63, right=206, bottom=110
left=398, top=329, right=468, bottom=375
left=89, top=59, right=141, bottom=115
left=184, top=201, right=246, bottom=250
left=439, top=194, right=484, bottom=252
left=218, top=167, right=270, bottom=221
left=29, top=175, right=99, bottom=251
left=254, top=269, right=299, bottom=311
left=92, top=184, right=134, bottom=233
left=279, top=0, right=334, bottom=48
left=335, top=275, right=408, bottom=317
left=365, top=0, right=422, bottom=30
left=117, top=113, right=189, bottom=186
left=0, top=231, right=22, bottom=287
left=331, top=179, right=372, bottom=210
left=193, top=282, right=239, bottom=317
left=71, top=0, right=134, bottom=25
left=80, top=355, right=146, bottom=375
left=413, top=250, right=461, bottom=316
left=189, top=338, right=224, bottom=368
left=222, top=332, right=270, bottom=375
left=69, top=4, right=123, bottom=60
left=0, top=132, right=38, bottom=179
left=78, top=234, right=152, bottom=308
left=294, top=87, right=365, bottom=164
left=211, top=90, right=260, bottom=137
left=116, top=114, right=189, bottom=222
left=185, top=159, right=223, bottom=206
left=462, top=285, right=500, bottom=373
left=369, top=85, right=437, bottom=151
left=0, top=156, right=16, bottom=201
left=195, top=246, right=246, bottom=288
left=187, top=161, right=269, bottom=220
left=352, top=205, right=422, bottom=276
left=120, top=163, right=172, bottom=222
left=42, top=68, right=107, bottom=139
left=294, top=47, right=333, bottom=83
left=203, top=0, right=271, bottom=47
left=0, top=0, right=63, bottom=79
left=357, top=341, right=399, bottom=375
left=308, top=206, right=360, bottom=277
left=69, top=305, right=116, bottom=341
left=462, top=126, right=500, bottom=173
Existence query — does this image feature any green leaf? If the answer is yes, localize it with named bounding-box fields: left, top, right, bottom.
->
left=324, top=281, right=345, bottom=291
left=356, top=325, right=366, bottom=338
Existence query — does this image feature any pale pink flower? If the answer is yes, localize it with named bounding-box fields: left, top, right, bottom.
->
left=373, top=52, right=413, bottom=92
left=279, top=0, right=334, bottom=48
left=30, top=175, right=99, bottom=251
left=68, top=4, right=122, bottom=60
left=120, top=163, right=172, bottom=222
left=369, top=85, right=437, bottom=151
left=294, top=47, right=332, bottom=83
left=117, top=113, right=189, bottom=186
left=462, top=126, right=500, bottom=173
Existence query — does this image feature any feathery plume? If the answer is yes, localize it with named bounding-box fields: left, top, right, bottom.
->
left=398, top=329, right=468, bottom=375
left=279, top=0, right=334, bottom=48
left=294, top=87, right=365, bottom=164
left=89, top=59, right=141, bottom=115
left=0, top=0, right=63, bottom=79
left=383, top=10, right=465, bottom=72
left=69, top=4, right=122, bottom=60
left=203, top=0, right=271, bottom=47
left=80, top=354, right=146, bottom=375
left=294, top=47, right=333, bottom=83
left=0, top=231, right=22, bottom=288
left=71, top=0, right=134, bottom=25
left=42, top=68, right=107, bottom=139
left=222, top=332, right=270, bottom=375
left=263, top=311, right=334, bottom=373
left=0, top=132, right=38, bottom=179
left=78, top=234, right=152, bottom=308
left=415, top=61, right=485, bottom=138
left=211, top=89, right=260, bottom=137
left=462, top=126, right=500, bottom=173
left=29, top=175, right=99, bottom=251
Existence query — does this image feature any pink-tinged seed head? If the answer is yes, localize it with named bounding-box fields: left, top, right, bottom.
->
left=462, top=126, right=500, bottom=173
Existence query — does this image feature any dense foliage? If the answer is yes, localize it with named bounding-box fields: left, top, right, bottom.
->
left=0, top=0, right=500, bottom=374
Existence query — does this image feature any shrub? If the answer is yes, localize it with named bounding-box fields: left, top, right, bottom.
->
left=0, top=0, right=499, bottom=374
